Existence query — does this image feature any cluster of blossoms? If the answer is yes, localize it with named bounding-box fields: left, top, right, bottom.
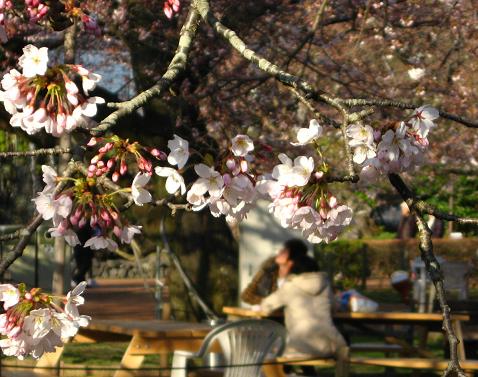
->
left=257, top=120, right=353, bottom=243
left=87, top=136, right=166, bottom=182
left=185, top=135, right=258, bottom=224
left=34, top=164, right=142, bottom=251
left=347, top=105, right=439, bottom=182
left=0, top=282, right=89, bottom=359
left=163, top=0, right=180, bottom=19
left=0, top=45, right=104, bottom=136
left=0, top=1, right=100, bottom=43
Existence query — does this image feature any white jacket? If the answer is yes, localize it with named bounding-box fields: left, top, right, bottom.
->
left=261, top=272, right=346, bottom=357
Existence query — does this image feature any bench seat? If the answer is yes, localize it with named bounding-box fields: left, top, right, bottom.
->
left=349, top=357, right=478, bottom=371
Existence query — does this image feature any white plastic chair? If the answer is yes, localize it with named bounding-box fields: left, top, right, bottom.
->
left=171, top=319, right=286, bottom=377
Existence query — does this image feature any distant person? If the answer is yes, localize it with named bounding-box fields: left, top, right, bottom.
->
left=397, top=202, right=417, bottom=239
left=72, top=225, right=97, bottom=287
left=241, top=239, right=308, bottom=305
left=261, top=254, right=347, bottom=358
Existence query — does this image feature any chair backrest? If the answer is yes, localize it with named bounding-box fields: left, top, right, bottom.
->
left=197, top=319, right=286, bottom=377
left=441, top=261, right=471, bottom=299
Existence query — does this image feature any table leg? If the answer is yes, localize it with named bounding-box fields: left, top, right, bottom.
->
left=451, top=320, right=466, bottom=361
left=114, top=334, right=145, bottom=377
left=33, top=345, right=65, bottom=375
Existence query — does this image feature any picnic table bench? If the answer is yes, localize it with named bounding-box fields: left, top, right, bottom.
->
left=223, top=306, right=474, bottom=375
left=31, top=320, right=213, bottom=377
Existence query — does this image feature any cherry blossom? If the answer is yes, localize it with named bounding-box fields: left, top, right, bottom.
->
left=0, top=46, right=104, bottom=136
left=410, top=105, right=440, bottom=138
left=84, top=236, right=118, bottom=251
left=0, top=284, right=19, bottom=309
left=155, top=167, right=186, bottom=195
left=231, top=134, right=254, bottom=157
left=291, top=119, right=323, bottom=146
left=408, top=68, right=426, bottom=81
left=18, top=45, right=48, bottom=78
left=131, top=173, right=152, bottom=206
left=167, top=134, right=189, bottom=169
left=0, top=282, right=90, bottom=359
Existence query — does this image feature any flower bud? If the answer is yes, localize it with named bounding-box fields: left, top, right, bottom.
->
left=107, top=158, right=115, bottom=169
left=329, top=196, right=338, bottom=208
left=120, top=160, right=127, bottom=175
left=240, top=160, right=248, bottom=172
left=226, top=159, right=236, bottom=171
left=87, top=137, right=98, bottom=147
left=223, top=173, right=232, bottom=186
left=112, top=171, right=120, bottom=182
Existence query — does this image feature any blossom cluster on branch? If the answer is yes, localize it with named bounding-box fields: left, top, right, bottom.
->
left=0, top=282, right=89, bottom=359
left=0, top=45, right=104, bottom=136
left=0, top=0, right=100, bottom=42
left=349, top=105, right=440, bottom=182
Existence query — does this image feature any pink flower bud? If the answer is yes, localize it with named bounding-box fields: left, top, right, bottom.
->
left=91, top=155, right=100, bottom=164
left=87, top=137, right=97, bottom=146
left=95, top=169, right=103, bottom=176
left=97, top=160, right=105, bottom=168
left=240, top=160, right=248, bottom=173
left=70, top=215, right=79, bottom=226
left=88, top=164, right=97, bottom=173
left=107, top=158, right=115, bottom=169
left=24, top=293, right=32, bottom=300
left=100, top=210, right=110, bottom=222
left=314, top=171, right=324, bottom=180
left=112, top=171, right=120, bottom=182
left=87, top=171, right=94, bottom=178
left=150, top=148, right=161, bottom=157
left=78, top=217, right=87, bottom=228
left=319, top=208, right=328, bottom=220
left=223, top=173, right=231, bottom=186
left=120, top=160, right=127, bottom=175
left=113, top=226, right=122, bottom=238
left=329, top=196, right=338, bottom=208
left=226, top=159, right=236, bottom=171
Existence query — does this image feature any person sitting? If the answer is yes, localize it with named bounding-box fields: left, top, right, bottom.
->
left=241, top=238, right=308, bottom=305
left=261, top=254, right=347, bottom=358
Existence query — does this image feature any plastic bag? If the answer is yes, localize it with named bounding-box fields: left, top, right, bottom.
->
left=339, top=289, right=379, bottom=312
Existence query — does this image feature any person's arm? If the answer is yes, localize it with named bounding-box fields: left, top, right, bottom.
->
left=260, top=288, right=285, bottom=315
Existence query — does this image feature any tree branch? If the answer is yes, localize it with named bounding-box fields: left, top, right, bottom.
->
left=389, top=173, right=467, bottom=377
left=337, top=98, right=478, bottom=128
left=389, top=174, right=478, bottom=225
left=0, top=162, right=76, bottom=275
left=193, top=0, right=317, bottom=99
left=91, top=7, right=201, bottom=135
left=0, top=147, right=71, bottom=159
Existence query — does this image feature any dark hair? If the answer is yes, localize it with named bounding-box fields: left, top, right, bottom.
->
left=289, top=255, right=319, bottom=275
left=283, top=238, right=308, bottom=261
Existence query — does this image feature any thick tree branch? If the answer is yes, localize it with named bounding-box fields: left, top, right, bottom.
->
left=389, top=174, right=478, bottom=225
left=91, top=8, right=201, bottom=135
left=0, top=162, right=76, bottom=275
left=389, top=173, right=468, bottom=377
left=193, top=0, right=317, bottom=99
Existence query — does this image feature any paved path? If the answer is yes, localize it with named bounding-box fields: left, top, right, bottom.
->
left=82, top=278, right=158, bottom=320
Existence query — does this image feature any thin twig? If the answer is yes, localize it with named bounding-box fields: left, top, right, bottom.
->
left=0, top=147, right=71, bottom=159
left=337, top=98, right=478, bottom=128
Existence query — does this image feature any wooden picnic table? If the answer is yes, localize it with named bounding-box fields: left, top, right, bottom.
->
left=222, top=306, right=470, bottom=360
left=33, top=320, right=213, bottom=377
